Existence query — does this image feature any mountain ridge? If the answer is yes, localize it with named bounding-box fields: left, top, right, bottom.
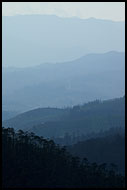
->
left=3, top=15, right=125, bottom=67
left=3, top=14, right=125, bottom=23
left=2, top=51, right=124, bottom=69
left=3, top=96, right=125, bottom=138
left=2, top=51, right=125, bottom=112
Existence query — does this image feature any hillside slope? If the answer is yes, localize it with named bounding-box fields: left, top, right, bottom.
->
left=3, top=96, right=125, bottom=138
left=2, top=15, right=125, bottom=67
left=67, top=134, right=125, bottom=174
left=2, top=52, right=125, bottom=111
left=2, top=127, right=124, bottom=188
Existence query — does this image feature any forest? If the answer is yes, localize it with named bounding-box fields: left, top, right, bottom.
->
left=3, top=96, right=125, bottom=138
left=2, top=127, right=125, bottom=188
left=2, top=5, right=125, bottom=188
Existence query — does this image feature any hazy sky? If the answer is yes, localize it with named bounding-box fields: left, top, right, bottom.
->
left=2, top=2, right=125, bottom=21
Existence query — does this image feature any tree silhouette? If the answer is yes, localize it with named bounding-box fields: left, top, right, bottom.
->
left=2, top=127, right=125, bottom=188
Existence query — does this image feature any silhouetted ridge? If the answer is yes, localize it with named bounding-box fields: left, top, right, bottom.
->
left=3, top=97, right=125, bottom=138
left=2, top=127, right=125, bottom=188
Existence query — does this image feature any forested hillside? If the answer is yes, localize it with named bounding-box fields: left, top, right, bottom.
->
left=67, top=134, right=125, bottom=174
left=3, top=96, right=125, bottom=138
left=2, top=5, right=125, bottom=189
left=2, top=127, right=125, bottom=188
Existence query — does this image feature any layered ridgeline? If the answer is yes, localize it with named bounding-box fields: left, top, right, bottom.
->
left=2, top=97, right=125, bottom=176
left=3, top=96, right=125, bottom=139
left=2, top=51, right=125, bottom=112
left=2, top=15, right=124, bottom=67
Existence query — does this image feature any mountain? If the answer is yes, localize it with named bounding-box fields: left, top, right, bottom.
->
left=2, top=110, right=20, bottom=121
left=67, top=134, right=125, bottom=174
left=2, top=15, right=125, bottom=68
left=3, top=127, right=124, bottom=188
left=2, top=107, right=68, bottom=130
left=52, top=126, right=125, bottom=146
left=2, top=51, right=125, bottom=112
left=2, top=96, right=125, bottom=138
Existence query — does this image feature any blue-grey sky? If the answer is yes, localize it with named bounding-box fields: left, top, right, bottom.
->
left=2, top=2, right=125, bottom=21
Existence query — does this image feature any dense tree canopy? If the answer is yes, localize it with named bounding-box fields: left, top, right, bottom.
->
left=2, top=127, right=125, bottom=188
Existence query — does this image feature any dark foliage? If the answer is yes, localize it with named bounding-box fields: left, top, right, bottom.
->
left=52, top=126, right=124, bottom=145
left=67, top=133, right=125, bottom=174
left=2, top=127, right=125, bottom=188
